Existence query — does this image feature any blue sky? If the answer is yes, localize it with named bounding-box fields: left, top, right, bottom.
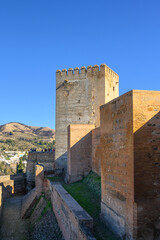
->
left=0, top=0, right=160, bottom=129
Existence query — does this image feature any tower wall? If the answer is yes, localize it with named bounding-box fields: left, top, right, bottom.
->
left=55, top=64, right=119, bottom=170
left=100, top=90, right=160, bottom=239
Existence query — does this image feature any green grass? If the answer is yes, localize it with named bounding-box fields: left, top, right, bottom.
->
left=30, top=194, right=44, bottom=217
left=47, top=176, right=63, bottom=182
left=40, top=198, right=52, bottom=219
left=49, top=172, right=120, bottom=240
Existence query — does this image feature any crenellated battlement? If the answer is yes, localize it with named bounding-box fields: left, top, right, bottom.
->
left=56, top=64, right=119, bottom=79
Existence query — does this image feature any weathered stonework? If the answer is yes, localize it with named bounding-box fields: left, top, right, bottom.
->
left=50, top=182, right=95, bottom=240
left=21, top=164, right=44, bottom=218
left=55, top=64, right=119, bottom=170
left=92, top=127, right=101, bottom=176
left=0, top=175, right=14, bottom=200
left=26, top=151, right=55, bottom=191
left=10, top=173, right=26, bottom=194
left=67, top=124, right=94, bottom=183
left=100, top=90, right=160, bottom=239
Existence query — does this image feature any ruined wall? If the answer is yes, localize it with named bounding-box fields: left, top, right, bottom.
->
left=0, top=175, right=14, bottom=200
left=26, top=152, right=55, bottom=191
left=55, top=64, right=119, bottom=170
left=100, top=91, right=135, bottom=239
left=10, top=173, right=26, bottom=194
left=92, top=127, right=101, bottom=175
left=133, top=90, right=160, bottom=236
left=67, top=124, right=94, bottom=183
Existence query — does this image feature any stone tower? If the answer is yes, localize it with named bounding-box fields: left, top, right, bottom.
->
left=55, top=64, right=119, bottom=170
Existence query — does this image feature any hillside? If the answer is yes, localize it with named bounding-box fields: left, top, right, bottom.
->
left=0, top=122, right=55, bottom=151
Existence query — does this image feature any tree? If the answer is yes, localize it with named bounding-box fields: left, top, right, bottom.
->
left=17, top=158, right=24, bottom=173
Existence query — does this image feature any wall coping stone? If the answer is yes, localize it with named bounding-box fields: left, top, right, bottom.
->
left=51, top=182, right=92, bottom=223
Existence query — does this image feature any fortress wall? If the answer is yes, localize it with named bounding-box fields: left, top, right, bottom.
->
left=92, top=127, right=101, bottom=176
left=100, top=91, right=135, bottom=239
left=55, top=64, right=119, bottom=170
left=26, top=152, right=55, bottom=191
left=67, top=124, right=94, bottom=183
left=21, top=164, right=44, bottom=218
left=10, top=173, right=26, bottom=194
left=133, top=90, right=160, bottom=236
left=100, top=90, right=160, bottom=239
left=35, top=165, right=44, bottom=194
left=50, top=182, right=96, bottom=240
left=0, top=175, right=14, bottom=200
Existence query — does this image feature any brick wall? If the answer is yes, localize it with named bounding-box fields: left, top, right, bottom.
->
left=100, top=91, right=135, bottom=239
left=133, top=90, right=160, bottom=236
left=67, top=124, right=94, bottom=183
left=0, top=175, right=14, bottom=200
left=10, top=173, right=26, bottom=194
left=21, top=164, right=44, bottom=218
left=50, top=182, right=96, bottom=240
left=26, top=151, right=55, bottom=191
left=92, top=127, right=101, bottom=175
left=100, top=90, right=160, bottom=239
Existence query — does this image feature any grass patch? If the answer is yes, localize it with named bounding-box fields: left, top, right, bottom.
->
left=30, top=194, right=44, bottom=217
left=47, top=176, right=63, bottom=182
left=47, top=172, right=120, bottom=239
left=62, top=172, right=120, bottom=240
left=40, top=198, right=52, bottom=218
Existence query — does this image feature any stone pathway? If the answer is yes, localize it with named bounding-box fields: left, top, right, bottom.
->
left=0, top=196, right=30, bottom=240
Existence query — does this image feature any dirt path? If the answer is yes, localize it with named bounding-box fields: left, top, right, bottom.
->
left=0, top=196, right=30, bottom=240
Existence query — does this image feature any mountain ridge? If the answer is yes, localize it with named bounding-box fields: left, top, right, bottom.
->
left=0, top=122, right=55, bottom=152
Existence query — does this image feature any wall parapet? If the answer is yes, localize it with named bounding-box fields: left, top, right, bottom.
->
left=50, top=182, right=96, bottom=240
left=56, top=64, right=119, bottom=79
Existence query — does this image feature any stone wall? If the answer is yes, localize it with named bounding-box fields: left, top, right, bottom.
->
left=92, top=127, right=101, bottom=176
left=21, top=164, right=44, bottom=218
left=21, top=188, right=38, bottom=219
left=67, top=124, right=94, bottom=183
left=133, top=90, right=160, bottom=236
left=100, top=91, right=134, bottom=239
left=0, top=175, right=14, bottom=200
left=26, top=151, right=55, bottom=191
left=100, top=90, right=160, bottom=239
left=10, top=173, right=26, bottom=194
left=50, top=182, right=96, bottom=240
left=55, top=64, right=119, bottom=170
left=0, top=186, right=2, bottom=216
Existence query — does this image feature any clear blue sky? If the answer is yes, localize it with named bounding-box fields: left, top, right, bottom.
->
left=0, top=0, right=160, bottom=129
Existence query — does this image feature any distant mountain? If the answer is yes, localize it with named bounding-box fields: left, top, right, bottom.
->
left=0, top=122, right=55, bottom=152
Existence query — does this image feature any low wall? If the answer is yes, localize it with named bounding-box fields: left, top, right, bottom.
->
left=92, top=127, right=101, bottom=176
left=26, top=151, right=55, bottom=191
left=50, top=182, right=96, bottom=240
left=67, top=124, right=94, bottom=183
left=21, top=187, right=38, bottom=218
left=21, top=164, right=44, bottom=218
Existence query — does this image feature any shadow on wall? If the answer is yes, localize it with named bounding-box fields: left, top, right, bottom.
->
left=55, top=152, right=67, bottom=172
left=67, top=131, right=92, bottom=183
left=0, top=183, right=13, bottom=199
left=134, top=110, right=160, bottom=235
left=10, top=173, right=26, bottom=195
